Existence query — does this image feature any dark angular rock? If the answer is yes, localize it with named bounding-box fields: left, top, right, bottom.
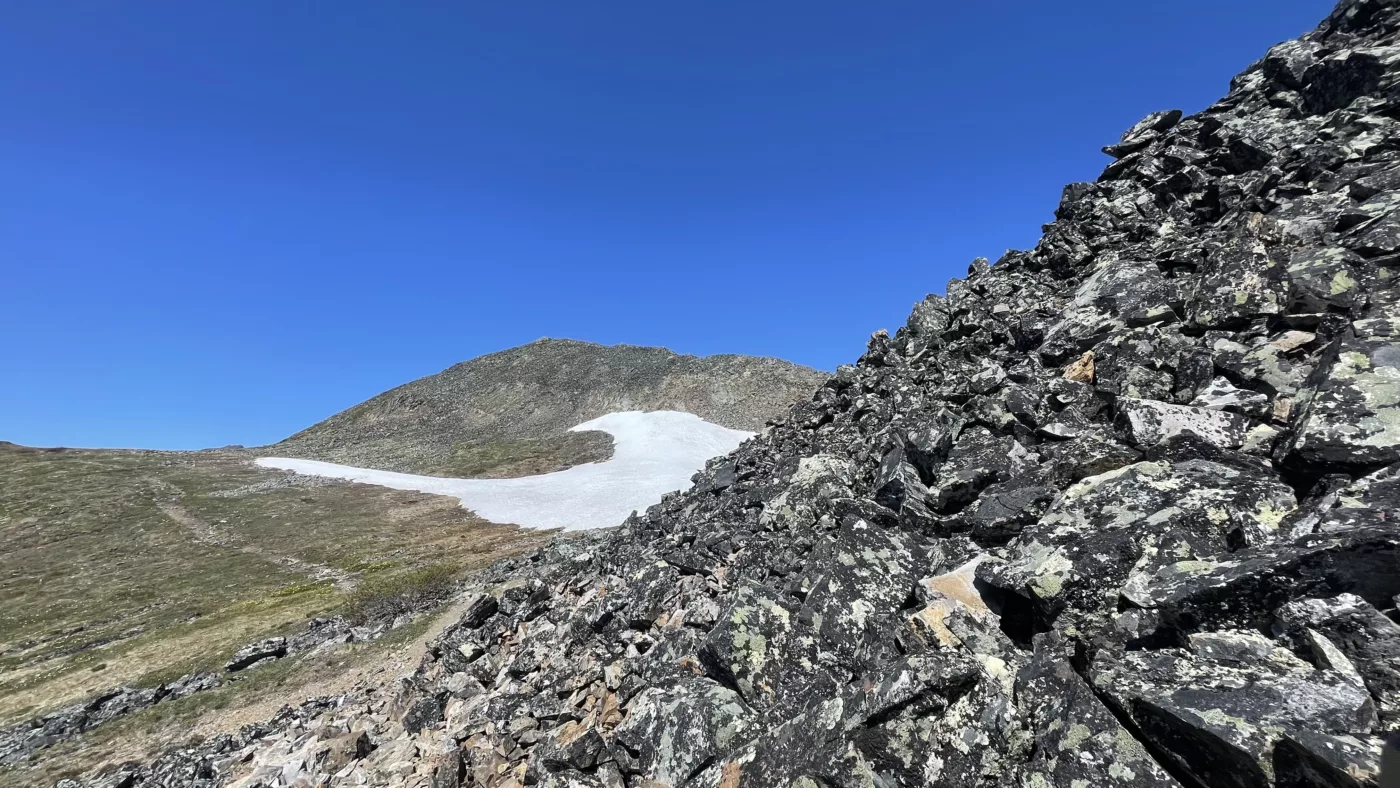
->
left=224, top=637, right=286, bottom=673
left=1126, top=526, right=1400, bottom=636
left=1017, top=634, right=1184, bottom=786
left=1301, top=49, right=1385, bottom=114
left=1289, top=301, right=1400, bottom=466
left=1091, top=326, right=1195, bottom=400
left=661, top=549, right=718, bottom=576
left=609, top=678, right=754, bottom=784
left=1040, top=427, right=1142, bottom=485
left=758, top=453, right=854, bottom=531
left=1040, top=259, right=1184, bottom=362
left=1191, top=232, right=1291, bottom=328
left=1092, top=639, right=1375, bottom=788
left=1116, top=397, right=1255, bottom=450
left=697, top=580, right=838, bottom=718
left=400, top=692, right=448, bottom=734
left=964, top=478, right=1057, bottom=544
left=1190, top=376, right=1272, bottom=420
left=902, top=407, right=966, bottom=480
left=927, top=427, right=1031, bottom=512
left=459, top=593, right=499, bottom=629
left=1275, top=593, right=1400, bottom=730
left=905, top=294, right=952, bottom=348
left=872, top=445, right=927, bottom=512
left=533, top=721, right=607, bottom=773
left=1208, top=333, right=1311, bottom=399
left=1273, top=730, right=1383, bottom=788
left=1288, top=246, right=1369, bottom=313
left=797, top=519, right=928, bottom=670
left=1104, top=109, right=1185, bottom=159
left=623, top=563, right=681, bottom=628
left=983, top=459, right=1296, bottom=636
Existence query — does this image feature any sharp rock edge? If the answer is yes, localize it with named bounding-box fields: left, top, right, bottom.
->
left=69, top=2, right=1400, bottom=786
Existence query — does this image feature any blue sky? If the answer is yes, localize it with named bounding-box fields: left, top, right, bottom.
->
left=2, top=0, right=1330, bottom=449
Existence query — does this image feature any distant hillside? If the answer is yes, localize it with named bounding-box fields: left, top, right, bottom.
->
left=270, top=338, right=827, bottom=477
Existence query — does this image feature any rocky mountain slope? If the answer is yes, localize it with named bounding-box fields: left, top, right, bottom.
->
left=95, top=2, right=1400, bottom=786
left=271, top=339, right=827, bottom=477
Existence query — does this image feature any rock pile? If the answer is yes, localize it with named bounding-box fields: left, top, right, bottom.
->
left=2, top=614, right=417, bottom=769
left=90, top=1, right=1400, bottom=785
left=0, top=674, right=222, bottom=770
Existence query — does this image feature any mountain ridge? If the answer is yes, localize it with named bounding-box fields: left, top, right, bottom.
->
left=270, top=338, right=827, bottom=478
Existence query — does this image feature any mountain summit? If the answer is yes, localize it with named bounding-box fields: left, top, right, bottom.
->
left=271, top=339, right=826, bottom=477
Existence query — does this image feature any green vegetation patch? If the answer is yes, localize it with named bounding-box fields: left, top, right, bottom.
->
left=344, top=563, right=462, bottom=624
left=446, top=430, right=614, bottom=478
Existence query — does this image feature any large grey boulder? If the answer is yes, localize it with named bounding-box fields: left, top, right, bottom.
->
left=1093, top=632, right=1376, bottom=788
left=983, top=459, right=1296, bottom=637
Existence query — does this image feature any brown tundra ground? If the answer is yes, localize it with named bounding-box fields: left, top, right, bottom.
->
left=0, top=442, right=552, bottom=786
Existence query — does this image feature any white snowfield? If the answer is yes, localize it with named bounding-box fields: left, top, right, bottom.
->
left=255, top=411, right=752, bottom=531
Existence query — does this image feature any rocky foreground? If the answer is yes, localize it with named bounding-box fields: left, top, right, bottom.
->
left=92, top=2, right=1400, bottom=786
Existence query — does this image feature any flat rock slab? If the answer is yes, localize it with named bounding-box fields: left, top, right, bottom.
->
left=1092, top=639, right=1374, bottom=788
left=1116, top=397, right=1254, bottom=450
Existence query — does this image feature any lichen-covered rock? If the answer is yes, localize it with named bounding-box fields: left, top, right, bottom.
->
left=927, top=426, right=1032, bottom=512
left=1287, top=246, right=1369, bottom=313
left=1190, top=232, right=1291, bottom=328
left=796, top=519, right=928, bottom=671
left=697, top=580, right=838, bottom=720
left=1016, top=635, right=1183, bottom=787
left=1115, top=397, right=1255, bottom=449
left=1290, top=300, right=1400, bottom=466
left=758, top=453, right=854, bottom=531
left=1039, top=427, right=1142, bottom=484
left=1104, top=109, right=1183, bottom=158
left=1191, top=376, right=1272, bottom=420
left=689, top=652, right=991, bottom=788
left=1124, top=526, right=1400, bottom=636
left=609, top=678, right=752, bottom=784
left=1091, top=326, right=1196, bottom=400
left=984, top=459, right=1296, bottom=636
left=224, top=637, right=287, bottom=672
left=1274, top=593, right=1400, bottom=731
left=1273, top=730, right=1384, bottom=788
left=1040, top=258, right=1183, bottom=362
left=1092, top=638, right=1376, bottom=788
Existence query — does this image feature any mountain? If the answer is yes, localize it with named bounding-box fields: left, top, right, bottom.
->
left=75, top=1, right=1400, bottom=786
left=0, top=341, right=824, bottom=783
left=270, top=338, right=828, bottom=477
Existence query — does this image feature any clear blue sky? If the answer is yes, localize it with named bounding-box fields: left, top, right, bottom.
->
left=2, top=1, right=1330, bottom=449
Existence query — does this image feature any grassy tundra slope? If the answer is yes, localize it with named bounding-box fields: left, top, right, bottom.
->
left=0, top=442, right=549, bottom=780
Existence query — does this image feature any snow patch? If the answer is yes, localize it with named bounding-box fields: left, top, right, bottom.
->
left=255, top=411, right=752, bottom=531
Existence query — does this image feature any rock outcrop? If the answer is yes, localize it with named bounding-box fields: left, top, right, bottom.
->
left=90, top=2, right=1400, bottom=786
